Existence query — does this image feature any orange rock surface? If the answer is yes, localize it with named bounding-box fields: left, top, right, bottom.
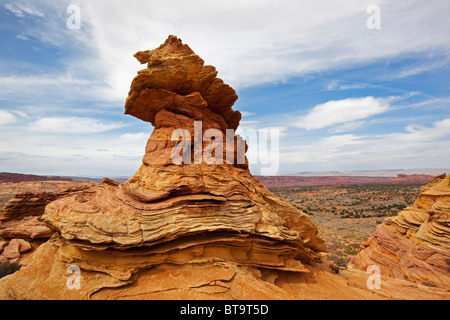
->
left=0, top=183, right=93, bottom=240
left=350, top=173, right=450, bottom=289
left=0, top=36, right=326, bottom=299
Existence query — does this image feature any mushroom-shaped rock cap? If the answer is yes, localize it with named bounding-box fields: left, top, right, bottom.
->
left=125, top=35, right=241, bottom=130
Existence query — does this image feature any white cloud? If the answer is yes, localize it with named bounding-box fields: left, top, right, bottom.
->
left=0, top=127, right=148, bottom=176
left=395, top=118, right=450, bottom=142
left=295, top=97, right=390, bottom=130
left=4, top=3, right=45, bottom=18
left=29, top=117, right=126, bottom=134
left=0, top=110, right=17, bottom=125
left=16, top=34, right=30, bottom=41
left=280, top=118, right=450, bottom=172
left=119, top=132, right=149, bottom=142
left=30, top=0, right=447, bottom=101
left=0, top=75, right=107, bottom=103
left=326, top=80, right=372, bottom=91
left=240, top=111, right=255, bottom=117
left=329, top=120, right=366, bottom=133
left=3, top=1, right=450, bottom=103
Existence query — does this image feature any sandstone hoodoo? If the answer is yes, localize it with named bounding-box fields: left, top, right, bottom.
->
left=0, top=36, right=325, bottom=299
left=350, top=173, right=450, bottom=289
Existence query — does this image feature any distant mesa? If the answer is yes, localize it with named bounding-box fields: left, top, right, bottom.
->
left=0, top=172, right=75, bottom=184
left=256, top=174, right=434, bottom=188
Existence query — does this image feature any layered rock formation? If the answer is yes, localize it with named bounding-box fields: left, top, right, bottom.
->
left=0, top=183, right=93, bottom=240
left=350, top=173, right=450, bottom=289
left=0, top=36, right=325, bottom=299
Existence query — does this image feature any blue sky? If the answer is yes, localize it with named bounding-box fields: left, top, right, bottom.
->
left=0, top=0, right=449, bottom=176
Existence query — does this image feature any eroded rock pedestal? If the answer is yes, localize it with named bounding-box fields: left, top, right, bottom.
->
left=0, top=36, right=326, bottom=299
left=350, top=174, right=450, bottom=289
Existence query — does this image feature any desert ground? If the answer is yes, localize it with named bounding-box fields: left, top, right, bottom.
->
left=270, top=183, right=422, bottom=268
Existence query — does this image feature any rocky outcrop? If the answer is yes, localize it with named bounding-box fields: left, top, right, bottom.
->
left=0, top=181, right=96, bottom=209
left=350, top=173, right=450, bottom=289
left=0, top=216, right=53, bottom=240
left=0, top=183, right=93, bottom=239
left=0, top=172, right=75, bottom=183
left=0, top=36, right=326, bottom=300
left=1, top=239, right=31, bottom=260
left=1, top=192, right=58, bottom=220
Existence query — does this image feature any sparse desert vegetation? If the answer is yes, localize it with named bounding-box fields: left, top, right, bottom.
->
left=270, top=183, right=422, bottom=267
left=0, top=261, right=21, bottom=279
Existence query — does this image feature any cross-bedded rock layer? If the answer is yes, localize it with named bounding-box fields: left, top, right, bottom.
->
left=350, top=173, right=450, bottom=289
left=0, top=36, right=325, bottom=299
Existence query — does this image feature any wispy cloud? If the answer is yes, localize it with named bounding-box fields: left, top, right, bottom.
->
left=397, top=118, right=450, bottom=142
left=29, top=117, right=126, bottom=134
left=281, top=118, right=450, bottom=172
left=294, top=96, right=390, bottom=130
left=328, top=120, right=366, bottom=133
left=0, top=74, right=108, bottom=103
left=0, top=127, right=149, bottom=176
left=3, top=1, right=450, bottom=103
left=0, top=110, right=17, bottom=125
left=326, top=80, right=372, bottom=91
left=240, top=111, right=255, bottom=117
left=389, top=56, right=450, bottom=79
left=44, top=0, right=450, bottom=99
left=4, top=3, right=45, bottom=18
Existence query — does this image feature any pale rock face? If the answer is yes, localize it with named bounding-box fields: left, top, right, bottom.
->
left=1, top=239, right=31, bottom=259
left=350, top=173, right=450, bottom=289
left=0, top=35, right=326, bottom=300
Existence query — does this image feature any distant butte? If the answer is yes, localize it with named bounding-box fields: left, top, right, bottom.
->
left=255, top=174, right=434, bottom=188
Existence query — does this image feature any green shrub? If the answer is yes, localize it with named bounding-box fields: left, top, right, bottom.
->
left=343, top=244, right=359, bottom=255
left=0, top=261, right=22, bottom=279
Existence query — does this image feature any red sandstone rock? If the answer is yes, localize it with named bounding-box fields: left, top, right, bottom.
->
left=2, top=239, right=20, bottom=259
left=0, top=240, right=6, bottom=253
left=0, top=183, right=94, bottom=240
left=349, top=173, right=450, bottom=289
left=0, top=239, right=31, bottom=262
